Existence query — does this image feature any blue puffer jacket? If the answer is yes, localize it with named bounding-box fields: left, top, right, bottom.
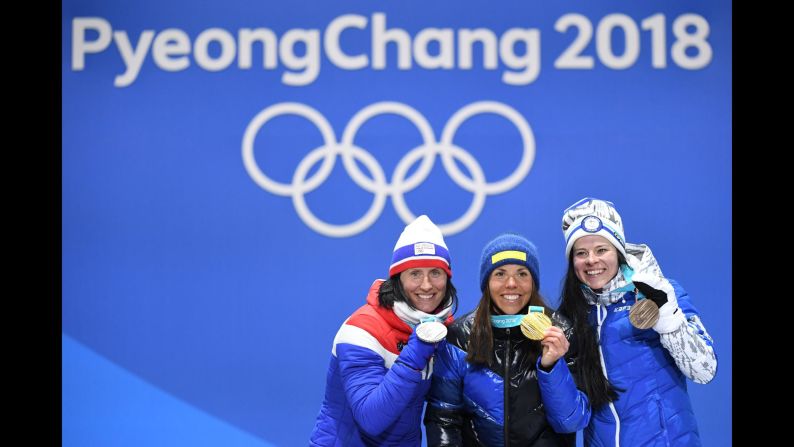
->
left=584, top=280, right=706, bottom=446
left=310, top=280, right=451, bottom=446
left=426, top=310, right=590, bottom=446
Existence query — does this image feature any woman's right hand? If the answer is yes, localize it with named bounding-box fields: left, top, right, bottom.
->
left=539, top=326, right=569, bottom=369
left=398, top=331, right=437, bottom=371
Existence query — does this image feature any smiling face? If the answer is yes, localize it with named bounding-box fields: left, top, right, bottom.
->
left=399, top=267, right=448, bottom=313
left=488, top=264, right=534, bottom=315
left=572, top=235, right=620, bottom=291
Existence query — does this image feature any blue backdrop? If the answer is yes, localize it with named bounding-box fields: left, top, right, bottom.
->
left=62, top=1, right=732, bottom=445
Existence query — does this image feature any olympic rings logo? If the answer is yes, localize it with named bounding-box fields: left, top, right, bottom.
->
left=242, top=101, right=535, bottom=237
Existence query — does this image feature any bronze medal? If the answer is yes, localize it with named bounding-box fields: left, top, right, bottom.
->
left=629, top=298, right=659, bottom=329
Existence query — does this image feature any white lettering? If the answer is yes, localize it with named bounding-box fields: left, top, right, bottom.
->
left=325, top=14, right=368, bottom=70
left=458, top=29, right=498, bottom=69
left=151, top=29, right=190, bottom=72
left=500, top=28, right=540, bottom=85
left=115, top=30, right=156, bottom=87
left=372, top=12, right=412, bottom=70
left=72, top=17, right=112, bottom=70
left=194, top=28, right=237, bottom=71
left=279, top=29, right=320, bottom=86
left=238, top=29, right=278, bottom=69
left=414, top=28, right=454, bottom=69
left=69, top=12, right=709, bottom=88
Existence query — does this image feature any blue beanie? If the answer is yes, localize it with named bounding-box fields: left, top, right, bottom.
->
left=479, top=232, right=541, bottom=292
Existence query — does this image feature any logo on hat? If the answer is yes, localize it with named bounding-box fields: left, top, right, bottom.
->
left=414, top=242, right=436, bottom=255
left=582, top=216, right=602, bottom=232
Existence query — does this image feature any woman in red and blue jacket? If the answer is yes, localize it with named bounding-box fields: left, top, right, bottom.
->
left=310, top=215, right=459, bottom=446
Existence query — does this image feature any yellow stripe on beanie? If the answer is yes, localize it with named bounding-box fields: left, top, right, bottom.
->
left=491, top=250, right=527, bottom=264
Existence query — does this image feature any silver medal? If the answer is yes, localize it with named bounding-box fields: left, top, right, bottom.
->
left=416, top=321, right=448, bottom=343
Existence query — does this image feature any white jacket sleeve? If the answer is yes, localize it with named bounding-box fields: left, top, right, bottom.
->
left=658, top=309, right=717, bottom=384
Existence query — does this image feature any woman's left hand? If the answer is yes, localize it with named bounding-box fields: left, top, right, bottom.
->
left=540, top=326, right=569, bottom=369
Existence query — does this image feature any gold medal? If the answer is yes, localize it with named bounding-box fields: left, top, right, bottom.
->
left=520, top=306, right=552, bottom=340
left=628, top=298, right=659, bottom=329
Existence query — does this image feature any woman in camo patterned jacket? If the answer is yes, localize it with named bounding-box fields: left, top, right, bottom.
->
left=551, top=197, right=717, bottom=447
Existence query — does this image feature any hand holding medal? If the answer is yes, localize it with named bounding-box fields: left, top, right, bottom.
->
left=629, top=279, right=685, bottom=333
left=628, top=278, right=669, bottom=330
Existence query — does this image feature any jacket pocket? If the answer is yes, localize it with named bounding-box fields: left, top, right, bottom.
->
left=655, top=395, right=667, bottom=434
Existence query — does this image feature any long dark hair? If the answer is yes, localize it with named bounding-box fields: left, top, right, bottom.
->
left=377, top=275, right=458, bottom=315
left=466, top=287, right=549, bottom=367
left=557, top=258, right=621, bottom=408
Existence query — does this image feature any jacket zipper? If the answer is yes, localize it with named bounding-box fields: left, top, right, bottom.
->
left=504, top=327, right=511, bottom=447
left=596, top=303, right=621, bottom=446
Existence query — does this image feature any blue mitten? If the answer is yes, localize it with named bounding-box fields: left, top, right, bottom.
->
left=397, top=331, right=437, bottom=371
left=632, top=273, right=686, bottom=334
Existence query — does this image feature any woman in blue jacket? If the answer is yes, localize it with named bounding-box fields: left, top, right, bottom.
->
left=557, top=198, right=717, bottom=446
left=425, top=232, right=591, bottom=446
left=310, top=215, right=459, bottom=446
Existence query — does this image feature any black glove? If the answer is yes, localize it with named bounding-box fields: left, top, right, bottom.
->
left=634, top=281, right=668, bottom=307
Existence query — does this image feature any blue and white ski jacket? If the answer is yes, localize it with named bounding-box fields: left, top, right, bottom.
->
left=310, top=279, right=452, bottom=446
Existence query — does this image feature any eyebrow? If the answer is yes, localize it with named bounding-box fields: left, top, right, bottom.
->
left=575, top=245, right=611, bottom=251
